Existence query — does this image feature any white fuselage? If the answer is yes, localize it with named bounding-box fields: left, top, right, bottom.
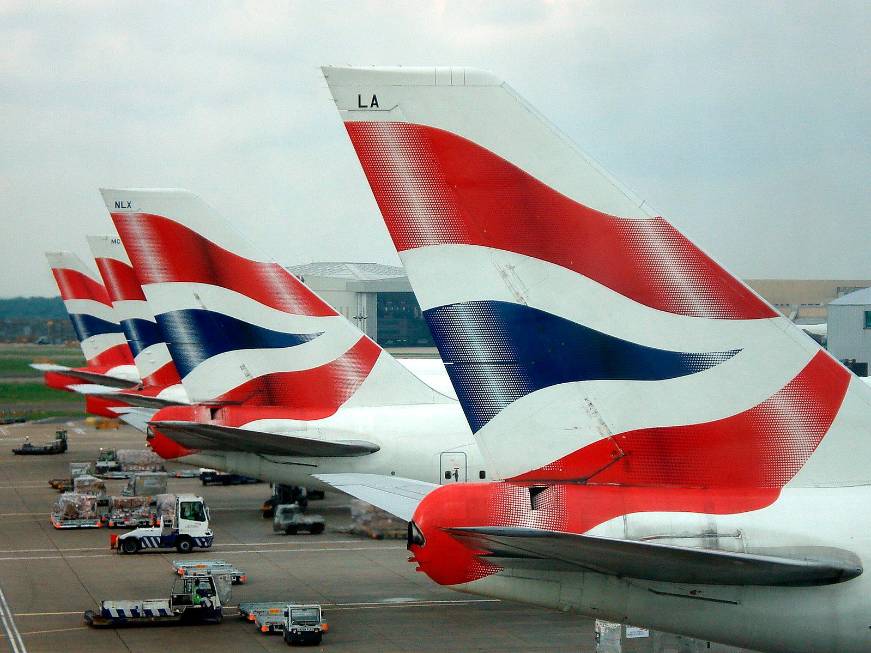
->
left=450, top=486, right=871, bottom=653
left=175, top=402, right=485, bottom=489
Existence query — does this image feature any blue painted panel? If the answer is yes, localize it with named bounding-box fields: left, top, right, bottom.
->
left=155, top=309, right=323, bottom=377
left=424, top=300, right=739, bottom=432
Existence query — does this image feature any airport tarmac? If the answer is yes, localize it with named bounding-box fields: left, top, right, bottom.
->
left=0, top=419, right=598, bottom=652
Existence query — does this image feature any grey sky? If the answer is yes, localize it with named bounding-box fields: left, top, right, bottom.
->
left=1, top=1, right=868, bottom=297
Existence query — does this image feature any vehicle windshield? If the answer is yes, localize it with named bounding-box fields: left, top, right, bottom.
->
left=291, top=607, right=320, bottom=624
left=179, top=501, right=206, bottom=522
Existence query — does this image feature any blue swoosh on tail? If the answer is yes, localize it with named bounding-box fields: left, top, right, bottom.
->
left=121, top=318, right=164, bottom=357
left=424, top=300, right=740, bottom=432
left=156, top=308, right=323, bottom=377
left=68, top=313, right=121, bottom=342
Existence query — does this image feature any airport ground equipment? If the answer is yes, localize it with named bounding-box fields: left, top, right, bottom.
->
left=94, top=448, right=121, bottom=475
left=173, top=559, right=247, bottom=584
left=52, top=492, right=154, bottom=529
left=283, top=604, right=328, bottom=646
left=262, top=484, right=312, bottom=517
left=113, top=494, right=212, bottom=553
left=51, top=492, right=103, bottom=529
left=199, top=468, right=259, bottom=486
left=49, top=461, right=92, bottom=491
left=83, top=573, right=230, bottom=627
left=97, top=448, right=165, bottom=478
left=239, top=601, right=287, bottom=623
left=273, top=504, right=325, bottom=535
left=13, top=429, right=67, bottom=455
left=121, top=471, right=168, bottom=497
left=104, top=495, right=155, bottom=528
left=239, top=602, right=288, bottom=633
left=238, top=602, right=328, bottom=642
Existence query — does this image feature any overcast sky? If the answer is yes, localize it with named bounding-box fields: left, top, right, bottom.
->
left=1, top=1, right=868, bottom=297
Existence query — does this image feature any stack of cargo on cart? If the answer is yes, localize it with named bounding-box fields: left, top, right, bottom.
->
left=50, top=466, right=176, bottom=529
left=97, top=448, right=165, bottom=479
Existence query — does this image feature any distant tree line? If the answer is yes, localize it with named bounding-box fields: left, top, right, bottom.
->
left=0, top=297, right=74, bottom=342
left=0, top=296, right=68, bottom=319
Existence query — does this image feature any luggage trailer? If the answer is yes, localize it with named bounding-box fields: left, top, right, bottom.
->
left=173, top=559, right=248, bottom=585
left=84, top=573, right=231, bottom=628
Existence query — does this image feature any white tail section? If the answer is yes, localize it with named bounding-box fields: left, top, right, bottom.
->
left=44, top=250, right=134, bottom=370
left=99, top=188, right=452, bottom=411
left=324, top=65, right=871, bottom=487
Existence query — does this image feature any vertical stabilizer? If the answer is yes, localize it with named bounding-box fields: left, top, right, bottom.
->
left=324, top=65, right=870, bottom=489
left=87, top=234, right=183, bottom=388
left=45, top=250, right=134, bottom=370
left=100, top=188, right=452, bottom=413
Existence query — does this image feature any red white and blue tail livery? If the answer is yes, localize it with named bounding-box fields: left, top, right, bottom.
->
left=35, top=251, right=138, bottom=391
left=87, top=234, right=188, bottom=408
left=321, top=66, right=871, bottom=653
left=98, top=188, right=480, bottom=493
left=100, top=188, right=450, bottom=414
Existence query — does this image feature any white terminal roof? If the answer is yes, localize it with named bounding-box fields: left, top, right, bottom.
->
left=286, top=262, right=412, bottom=293
left=829, top=287, right=871, bottom=306
left=287, top=262, right=405, bottom=281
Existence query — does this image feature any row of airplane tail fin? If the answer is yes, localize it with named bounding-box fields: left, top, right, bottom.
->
left=32, top=65, right=871, bottom=653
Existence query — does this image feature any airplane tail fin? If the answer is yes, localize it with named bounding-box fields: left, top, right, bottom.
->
left=100, top=188, right=451, bottom=412
left=324, top=65, right=869, bottom=488
left=87, top=234, right=183, bottom=388
left=45, top=251, right=134, bottom=369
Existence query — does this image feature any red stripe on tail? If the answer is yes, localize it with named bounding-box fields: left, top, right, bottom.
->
left=51, top=268, right=112, bottom=306
left=93, top=257, right=146, bottom=302
left=113, top=212, right=336, bottom=317
left=346, top=122, right=775, bottom=320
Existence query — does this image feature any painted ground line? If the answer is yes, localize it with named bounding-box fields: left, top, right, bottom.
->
left=0, top=585, right=26, bottom=653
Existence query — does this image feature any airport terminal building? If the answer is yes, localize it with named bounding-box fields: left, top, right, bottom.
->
left=288, top=262, right=435, bottom=349
left=827, top=287, right=871, bottom=376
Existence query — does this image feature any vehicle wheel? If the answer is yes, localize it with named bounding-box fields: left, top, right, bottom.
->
left=212, top=611, right=223, bottom=624
left=283, top=631, right=293, bottom=645
left=176, top=537, right=193, bottom=553
left=284, top=526, right=298, bottom=535
left=312, top=633, right=322, bottom=645
left=121, top=538, right=139, bottom=554
left=310, top=523, right=324, bottom=535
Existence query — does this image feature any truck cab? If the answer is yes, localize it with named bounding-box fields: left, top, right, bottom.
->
left=95, top=448, right=120, bottom=474
left=283, top=604, right=328, bottom=646
left=115, top=494, right=213, bottom=554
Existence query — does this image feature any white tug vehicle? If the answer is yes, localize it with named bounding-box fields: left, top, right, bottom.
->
left=113, top=494, right=212, bottom=554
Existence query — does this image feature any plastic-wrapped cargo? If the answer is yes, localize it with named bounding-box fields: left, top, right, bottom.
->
left=123, top=472, right=169, bottom=497
left=73, top=474, right=107, bottom=495
left=116, top=449, right=165, bottom=472
left=70, top=462, right=93, bottom=478
left=52, top=492, right=98, bottom=520
left=349, top=499, right=407, bottom=539
left=153, top=493, right=177, bottom=520
left=110, top=495, right=149, bottom=511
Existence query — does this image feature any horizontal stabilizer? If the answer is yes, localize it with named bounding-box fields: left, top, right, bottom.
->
left=314, top=473, right=437, bottom=521
left=68, top=384, right=122, bottom=395
left=151, top=421, right=380, bottom=458
left=91, top=390, right=183, bottom=409
left=447, top=527, right=863, bottom=587
left=30, top=363, right=71, bottom=372
left=36, top=366, right=139, bottom=388
left=114, top=408, right=158, bottom=433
